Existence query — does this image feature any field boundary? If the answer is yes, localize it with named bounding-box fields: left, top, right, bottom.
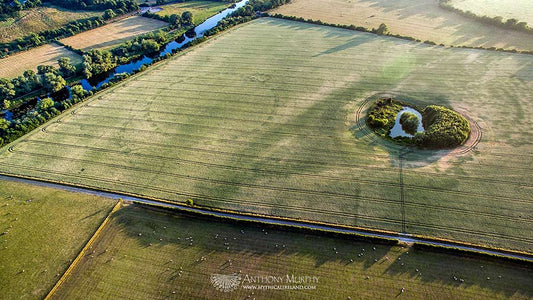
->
left=0, top=173, right=532, bottom=263
left=44, top=199, right=123, bottom=299
left=268, top=14, right=533, bottom=55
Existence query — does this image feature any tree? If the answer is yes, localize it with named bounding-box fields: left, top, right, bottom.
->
left=399, top=111, right=420, bottom=135
left=103, top=9, right=116, bottom=20
left=0, top=78, right=15, bottom=100
left=42, top=73, right=66, bottom=92
left=375, top=23, right=389, bottom=35
left=2, top=99, right=11, bottom=110
left=181, top=11, right=193, bottom=26
left=83, top=49, right=116, bottom=78
left=0, top=118, right=9, bottom=130
left=37, top=97, right=54, bottom=111
left=58, top=57, right=77, bottom=77
left=37, top=65, right=57, bottom=75
left=169, top=14, right=181, bottom=27
left=141, top=39, right=160, bottom=53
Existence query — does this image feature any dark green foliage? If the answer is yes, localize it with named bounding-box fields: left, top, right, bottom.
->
left=415, top=105, right=470, bottom=149
left=366, top=98, right=403, bottom=137
left=41, top=72, right=66, bottom=92
left=374, top=23, right=389, bottom=35
left=0, top=0, right=41, bottom=21
left=83, top=49, right=116, bottom=78
left=0, top=78, right=15, bottom=100
left=367, top=98, right=469, bottom=149
left=399, top=111, right=419, bottom=135
left=58, top=57, right=77, bottom=78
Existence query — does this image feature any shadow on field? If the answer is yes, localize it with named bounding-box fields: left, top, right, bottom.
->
left=313, top=37, right=367, bottom=57
left=384, top=246, right=533, bottom=298
left=112, top=205, right=393, bottom=269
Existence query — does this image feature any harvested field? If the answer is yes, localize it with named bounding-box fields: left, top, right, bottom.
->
left=156, top=1, right=230, bottom=25
left=449, top=0, right=533, bottom=25
left=1, top=18, right=532, bottom=252
left=0, top=179, right=116, bottom=299
left=52, top=205, right=533, bottom=299
left=271, top=0, right=533, bottom=51
left=0, top=43, right=81, bottom=78
left=59, top=16, right=168, bottom=51
left=0, top=5, right=102, bottom=44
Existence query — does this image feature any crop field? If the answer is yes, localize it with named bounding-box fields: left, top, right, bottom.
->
left=449, top=0, right=533, bottom=25
left=51, top=205, right=533, bottom=299
left=0, top=5, right=102, bottom=44
left=156, top=1, right=230, bottom=25
left=0, top=179, right=116, bottom=299
left=271, top=0, right=533, bottom=52
left=0, top=43, right=82, bottom=79
left=59, top=16, right=168, bottom=51
left=0, top=18, right=532, bottom=252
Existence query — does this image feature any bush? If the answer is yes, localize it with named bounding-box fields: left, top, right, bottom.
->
left=399, top=111, right=419, bottom=135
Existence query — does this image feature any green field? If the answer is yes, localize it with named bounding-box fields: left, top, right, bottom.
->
left=1, top=18, right=532, bottom=253
left=449, top=0, right=533, bottom=25
left=156, top=1, right=230, bottom=25
left=0, top=179, right=116, bottom=299
left=0, top=5, right=102, bottom=44
left=51, top=205, right=533, bottom=299
left=271, top=0, right=533, bottom=52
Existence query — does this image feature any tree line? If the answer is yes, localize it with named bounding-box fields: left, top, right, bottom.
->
left=438, top=0, right=532, bottom=34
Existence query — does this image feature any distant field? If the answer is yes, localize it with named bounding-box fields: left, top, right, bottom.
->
left=0, top=43, right=81, bottom=78
left=0, top=5, right=102, bottom=44
left=59, top=16, right=168, bottom=51
left=1, top=18, right=532, bottom=252
left=0, top=179, right=115, bottom=299
left=156, top=1, right=230, bottom=25
left=271, top=0, right=533, bottom=51
left=449, top=0, right=533, bottom=25
left=52, top=205, right=533, bottom=299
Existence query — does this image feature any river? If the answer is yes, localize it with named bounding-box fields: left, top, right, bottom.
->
left=80, top=0, right=249, bottom=91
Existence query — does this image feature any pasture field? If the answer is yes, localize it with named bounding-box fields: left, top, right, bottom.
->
left=449, top=0, right=533, bottom=25
left=59, top=16, right=168, bottom=51
left=0, top=18, right=532, bottom=252
left=0, top=5, right=102, bottom=44
left=271, top=0, right=533, bottom=52
left=0, top=179, right=116, bottom=299
left=0, top=43, right=82, bottom=78
left=52, top=205, right=533, bottom=299
left=156, top=1, right=230, bottom=25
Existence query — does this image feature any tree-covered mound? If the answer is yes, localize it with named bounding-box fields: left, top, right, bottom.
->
left=415, top=105, right=470, bottom=149
left=366, top=98, right=403, bottom=136
left=366, top=98, right=470, bottom=149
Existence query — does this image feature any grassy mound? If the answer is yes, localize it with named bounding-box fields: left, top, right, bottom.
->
left=415, top=105, right=470, bottom=149
left=400, top=111, right=420, bottom=135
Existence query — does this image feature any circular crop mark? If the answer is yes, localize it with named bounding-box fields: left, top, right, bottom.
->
left=366, top=98, right=471, bottom=150
left=354, top=95, right=482, bottom=159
